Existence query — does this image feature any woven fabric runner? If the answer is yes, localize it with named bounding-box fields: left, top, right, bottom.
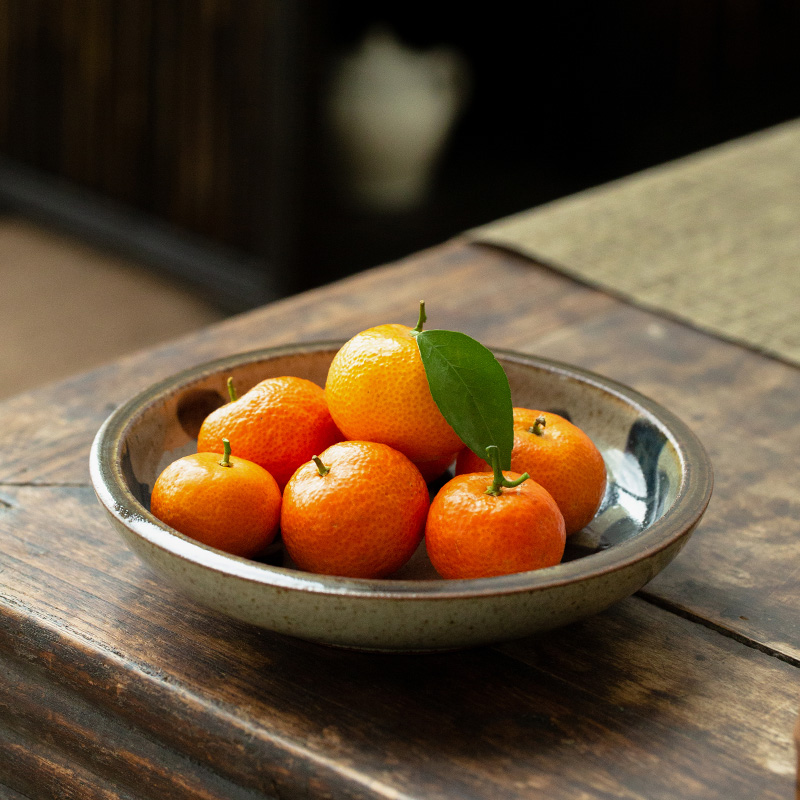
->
left=467, top=119, right=800, bottom=366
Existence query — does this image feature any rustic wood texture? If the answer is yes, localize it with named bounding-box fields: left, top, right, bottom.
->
left=0, top=485, right=796, bottom=798
left=0, top=238, right=799, bottom=797
left=0, top=0, right=278, bottom=252
left=0, top=243, right=798, bottom=659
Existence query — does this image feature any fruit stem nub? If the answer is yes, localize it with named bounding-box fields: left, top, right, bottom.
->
left=529, top=415, right=547, bottom=436
left=219, top=438, right=233, bottom=468
left=411, top=300, right=427, bottom=336
left=484, top=445, right=529, bottom=496
left=226, top=377, right=238, bottom=403
left=313, top=455, right=330, bottom=476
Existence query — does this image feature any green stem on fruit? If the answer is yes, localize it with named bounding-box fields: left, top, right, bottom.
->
left=313, top=455, right=330, bottom=476
left=528, top=415, right=547, bottom=436
left=484, top=445, right=529, bottom=496
left=226, top=377, right=238, bottom=403
left=219, top=438, right=233, bottom=468
left=410, top=300, right=427, bottom=336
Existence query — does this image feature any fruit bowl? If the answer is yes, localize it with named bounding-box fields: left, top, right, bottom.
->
left=90, top=341, right=713, bottom=652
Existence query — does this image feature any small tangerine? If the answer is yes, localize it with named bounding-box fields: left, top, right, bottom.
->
left=456, top=408, right=606, bottom=535
left=325, top=305, right=463, bottom=463
left=281, top=440, right=430, bottom=579
left=197, top=375, right=342, bottom=490
left=150, top=440, right=281, bottom=558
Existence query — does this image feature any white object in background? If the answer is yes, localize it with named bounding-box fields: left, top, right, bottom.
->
left=326, top=27, right=470, bottom=211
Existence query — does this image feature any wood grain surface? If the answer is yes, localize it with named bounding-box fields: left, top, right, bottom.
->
left=0, top=241, right=798, bottom=798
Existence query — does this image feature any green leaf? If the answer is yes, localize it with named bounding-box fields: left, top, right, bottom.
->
left=416, top=330, right=514, bottom=469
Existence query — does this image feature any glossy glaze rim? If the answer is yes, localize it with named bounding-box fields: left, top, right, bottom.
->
left=90, top=341, right=713, bottom=601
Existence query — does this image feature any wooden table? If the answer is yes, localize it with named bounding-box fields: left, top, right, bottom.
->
left=2, top=157, right=799, bottom=798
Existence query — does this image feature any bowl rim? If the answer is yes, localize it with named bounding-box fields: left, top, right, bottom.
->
left=90, top=340, right=713, bottom=601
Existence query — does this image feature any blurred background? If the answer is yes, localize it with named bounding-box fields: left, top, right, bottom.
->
left=2, top=0, right=800, bottom=395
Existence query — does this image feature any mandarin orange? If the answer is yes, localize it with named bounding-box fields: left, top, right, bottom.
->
left=150, top=439, right=281, bottom=558
left=426, top=447, right=566, bottom=579
left=324, top=305, right=463, bottom=463
left=197, top=375, right=342, bottom=490
left=456, top=408, right=606, bottom=535
left=280, top=440, right=430, bottom=579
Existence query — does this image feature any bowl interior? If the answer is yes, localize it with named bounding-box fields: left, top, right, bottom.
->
left=115, top=346, right=684, bottom=579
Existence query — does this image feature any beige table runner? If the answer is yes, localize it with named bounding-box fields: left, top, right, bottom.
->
left=467, top=119, right=800, bottom=367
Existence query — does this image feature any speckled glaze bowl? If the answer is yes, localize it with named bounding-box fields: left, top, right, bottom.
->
left=90, top=342, right=712, bottom=652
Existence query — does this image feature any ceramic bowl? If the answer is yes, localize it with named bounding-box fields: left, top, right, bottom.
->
left=90, top=342, right=713, bottom=652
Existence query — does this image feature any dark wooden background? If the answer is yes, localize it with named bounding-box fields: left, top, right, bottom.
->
left=1, top=0, right=800, bottom=302
left=0, top=0, right=279, bottom=249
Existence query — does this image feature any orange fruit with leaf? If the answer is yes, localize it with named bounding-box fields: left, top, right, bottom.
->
left=325, top=303, right=463, bottom=465
left=426, top=446, right=566, bottom=579
left=150, top=439, right=281, bottom=558
left=197, top=375, right=342, bottom=490
left=280, top=440, right=429, bottom=578
left=456, top=408, right=606, bottom=535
